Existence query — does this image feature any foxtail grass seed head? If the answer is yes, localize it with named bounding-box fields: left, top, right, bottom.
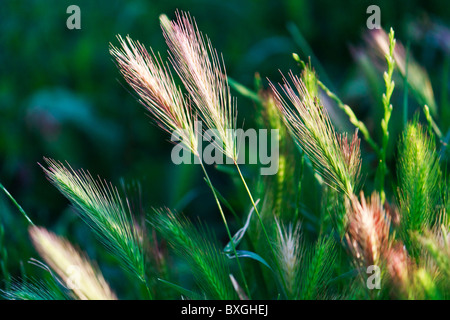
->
left=397, top=122, right=441, bottom=241
left=414, top=225, right=450, bottom=278
left=160, top=11, right=237, bottom=161
left=386, top=242, right=410, bottom=293
left=41, top=158, right=146, bottom=283
left=338, top=131, right=362, bottom=188
left=29, top=226, right=117, bottom=300
left=345, top=192, right=391, bottom=268
left=275, top=219, right=303, bottom=297
left=269, top=71, right=361, bottom=196
left=110, top=35, right=198, bottom=155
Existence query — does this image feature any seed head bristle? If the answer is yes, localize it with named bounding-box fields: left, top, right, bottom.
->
left=345, top=192, right=391, bottom=267
left=160, top=11, right=237, bottom=160
left=275, top=219, right=302, bottom=297
left=41, top=158, right=146, bottom=283
left=269, top=71, right=361, bottom=196
left=110, top=35, right=198, bottom=154
left=385, top=242, right=411, bottom=295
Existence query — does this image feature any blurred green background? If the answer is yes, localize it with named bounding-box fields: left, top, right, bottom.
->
left=1, top=0, right=449, bottom=297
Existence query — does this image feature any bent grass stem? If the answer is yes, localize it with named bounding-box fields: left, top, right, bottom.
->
left=198, top=158, right=251, bottom=299
left=0, top=182, right=34, bottom=226
left=317, top=80, right=381, bottom=158
left=233, top=161, right=288, bottom=297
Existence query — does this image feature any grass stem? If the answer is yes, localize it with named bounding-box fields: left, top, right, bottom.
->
left=378, top=28, right=396, bottom=203
left=0, top=182, right=34, bottom=226
left=233, top=161, right=288, bottom=297
left=198, top=158, right=251, bottom=299
left=317, top=80, right=381, bottom=158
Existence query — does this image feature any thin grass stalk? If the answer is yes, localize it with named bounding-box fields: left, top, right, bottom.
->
left=402, top=44, right=410, bottom=129
left=291, top=53, right=380, bottom=158
left=234, top=161, right=289, bottom=297
left=197, top=157, right=251, bottom=299
left=368, top=28, right=437, bottom=115
left=152, top=209, right=235, bottom=299
left=377, top=28, right=396, bottom=203
left=0, top=182, right=34, bottom=226
left=316, top=80, right=381, bottom=158
left=423, top=105, right=443, bottom=138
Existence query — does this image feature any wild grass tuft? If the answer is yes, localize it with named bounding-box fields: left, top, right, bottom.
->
left=270, top=70, right=361, bottom=197
left=397, top=121, right=441, bottom=255
left=345, top=192, right=391, bottom=268
left=151, top=209, right=236, bottom=300
left=298, top=235, right=337, bottom=300
left=274, top=219, right=337, bottom=299
left=160, top=11, right=237, bottom=160
left=110, top=35, right=198, bottom=155
left=41, top=158, right=148, bottom=292
left=274, top=219, right=303, bottom=299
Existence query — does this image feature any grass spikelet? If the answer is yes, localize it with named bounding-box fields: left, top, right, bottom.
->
left=151, top=209, right=236, bottom=300
left=397, top=122, right=441, bottom=252
left=298, top=235, right=337, bottom=300
left=269, top=71, right=361, bottom=196
left=160, top=11, right=237, bottom=160
left=41, top=158, right=147, bottom=288
left=29, top=226, right=117, bottom=300
left=338, top=132, right=362, bottom=190
left=273, top=213, right=336, bottom=300
left=413, top=267, right=442, bottom=299
left=415, top=226, right=450, bottom=279
left=274, top=219, right=303, bottom=299
left=385, top=242, right=410, bottom=296
left=345, top=192, right=391, bottom=268
left=110, top=35, right=198, bottom=154
left=367, top=28, right=437, bottom=115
